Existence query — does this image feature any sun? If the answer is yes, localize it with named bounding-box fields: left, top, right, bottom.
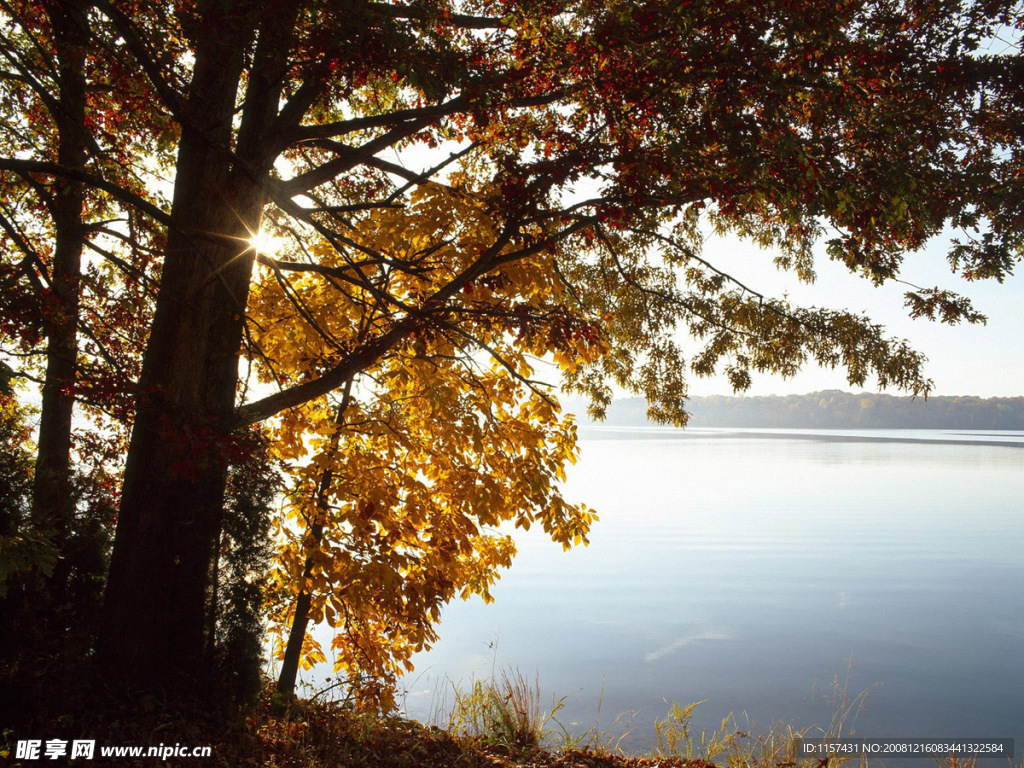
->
left=248, top=228, right=282, bottom=255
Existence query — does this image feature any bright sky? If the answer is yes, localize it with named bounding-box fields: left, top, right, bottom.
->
left=682, top=232, right=1024, bottom=398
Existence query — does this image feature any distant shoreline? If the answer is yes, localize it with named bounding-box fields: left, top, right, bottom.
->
left=577, top=424, right=1024, bottom=449
left=568, top=390, right=1024, bottom=431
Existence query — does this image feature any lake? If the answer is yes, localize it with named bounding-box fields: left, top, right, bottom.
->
left=320, top=428, right=1024, bottom=759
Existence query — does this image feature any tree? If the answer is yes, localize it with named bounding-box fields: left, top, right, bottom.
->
left=0, top=1, right=160, bottom=714
left=0, top=0, right=1020, bottom=699
left=255, top=184, right=598, bottom=705
left=0, top=1, right=92, bottom=605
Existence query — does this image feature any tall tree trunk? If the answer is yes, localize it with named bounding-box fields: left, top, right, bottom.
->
left=98, top=7, right=257, bottom=693
left=98, top=1, right=296, bottom=694
left=31, top=1, right=88, bottom=597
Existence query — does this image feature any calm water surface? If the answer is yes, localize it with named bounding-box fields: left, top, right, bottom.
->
left=358, top=429, right=1024, bottom=756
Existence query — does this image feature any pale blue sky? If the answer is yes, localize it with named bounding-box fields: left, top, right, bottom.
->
left=682, top=232, right=1024, bottom=398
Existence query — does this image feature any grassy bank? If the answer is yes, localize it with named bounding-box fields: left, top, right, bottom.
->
left=218, top=674, right=1009, bottom=768
left=205, top=679, right=788, bottom=768
left=4, top=673, right=1012, bottom=768
left=230, top=687, right=719, bottom=768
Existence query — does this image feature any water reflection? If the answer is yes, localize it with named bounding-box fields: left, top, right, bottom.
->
left=332, top=430, right=1024, bottom=758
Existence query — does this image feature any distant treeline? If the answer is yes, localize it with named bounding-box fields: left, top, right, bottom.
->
left=580, top=391, right=1024, bottom=429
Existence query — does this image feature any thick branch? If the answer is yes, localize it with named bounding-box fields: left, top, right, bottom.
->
left=0, top=157, right=172, bottom=226
left=234, top=316, right=418, bottom=427
left=280, top=118, right=444, bottom=193
left=237, top=211, right=596, bottom=425
left=291, top=95, right=470, bottom=142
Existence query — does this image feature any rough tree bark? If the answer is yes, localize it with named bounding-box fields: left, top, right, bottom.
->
left=98, top=1, right=295, bottom=692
